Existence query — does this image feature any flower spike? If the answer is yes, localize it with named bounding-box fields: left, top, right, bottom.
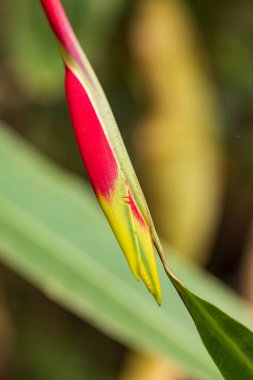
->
left=40, top=0, right=163, bottom=304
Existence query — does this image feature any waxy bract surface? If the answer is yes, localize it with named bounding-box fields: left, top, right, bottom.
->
left=41, top=0, right=162, bottom=303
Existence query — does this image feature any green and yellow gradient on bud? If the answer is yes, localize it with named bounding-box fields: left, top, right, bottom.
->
left=40, top=0, right=163, bottom=303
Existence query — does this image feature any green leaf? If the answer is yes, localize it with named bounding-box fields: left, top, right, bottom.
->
left=0, top=125, right=252, bottom=379
left=169, top=277, right=253, bottom=380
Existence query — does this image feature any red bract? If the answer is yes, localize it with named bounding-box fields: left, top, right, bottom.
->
left=40, top=0, right=163, bottom=303
left=65, top=68, right=118, bottom=199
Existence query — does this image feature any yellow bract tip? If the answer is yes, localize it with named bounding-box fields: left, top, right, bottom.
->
left=98, top=184, right=162, bottom=304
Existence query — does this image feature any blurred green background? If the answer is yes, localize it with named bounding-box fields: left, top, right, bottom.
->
left=0, top=0, right=252, bottom=379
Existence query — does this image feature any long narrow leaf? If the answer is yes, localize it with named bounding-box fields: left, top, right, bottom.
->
left=0, top=125, right=221, bottom=379
left=1, top=125, right=253, bottom=378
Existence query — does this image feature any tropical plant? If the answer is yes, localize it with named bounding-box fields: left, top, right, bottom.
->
left=37, top=1, right=253, bottom=379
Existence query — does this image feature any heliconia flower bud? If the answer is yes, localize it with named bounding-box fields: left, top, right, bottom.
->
left=40, top=0, right=163, bottom=304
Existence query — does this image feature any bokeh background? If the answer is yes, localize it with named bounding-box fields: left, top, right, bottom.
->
left=0, top=0, right=252, bottom=379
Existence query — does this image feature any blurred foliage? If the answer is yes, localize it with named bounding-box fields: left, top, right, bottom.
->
left=129, top=0, right=223, bottom=263
left=120, top=352, right=185, bottom=380
left=0, top=265, right=121, bottom=380
left=0, top=0, right=252, bottom=379
left=1, top=125, right=253, bottom=380
left=2, top=0, right=128, bottom=101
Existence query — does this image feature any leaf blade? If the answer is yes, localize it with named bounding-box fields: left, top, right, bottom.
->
left=1, top=126, right=253, bottom=379
left=169, top=276, right=253, bottom=380
left=0, top=126, right=227, bottom=379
